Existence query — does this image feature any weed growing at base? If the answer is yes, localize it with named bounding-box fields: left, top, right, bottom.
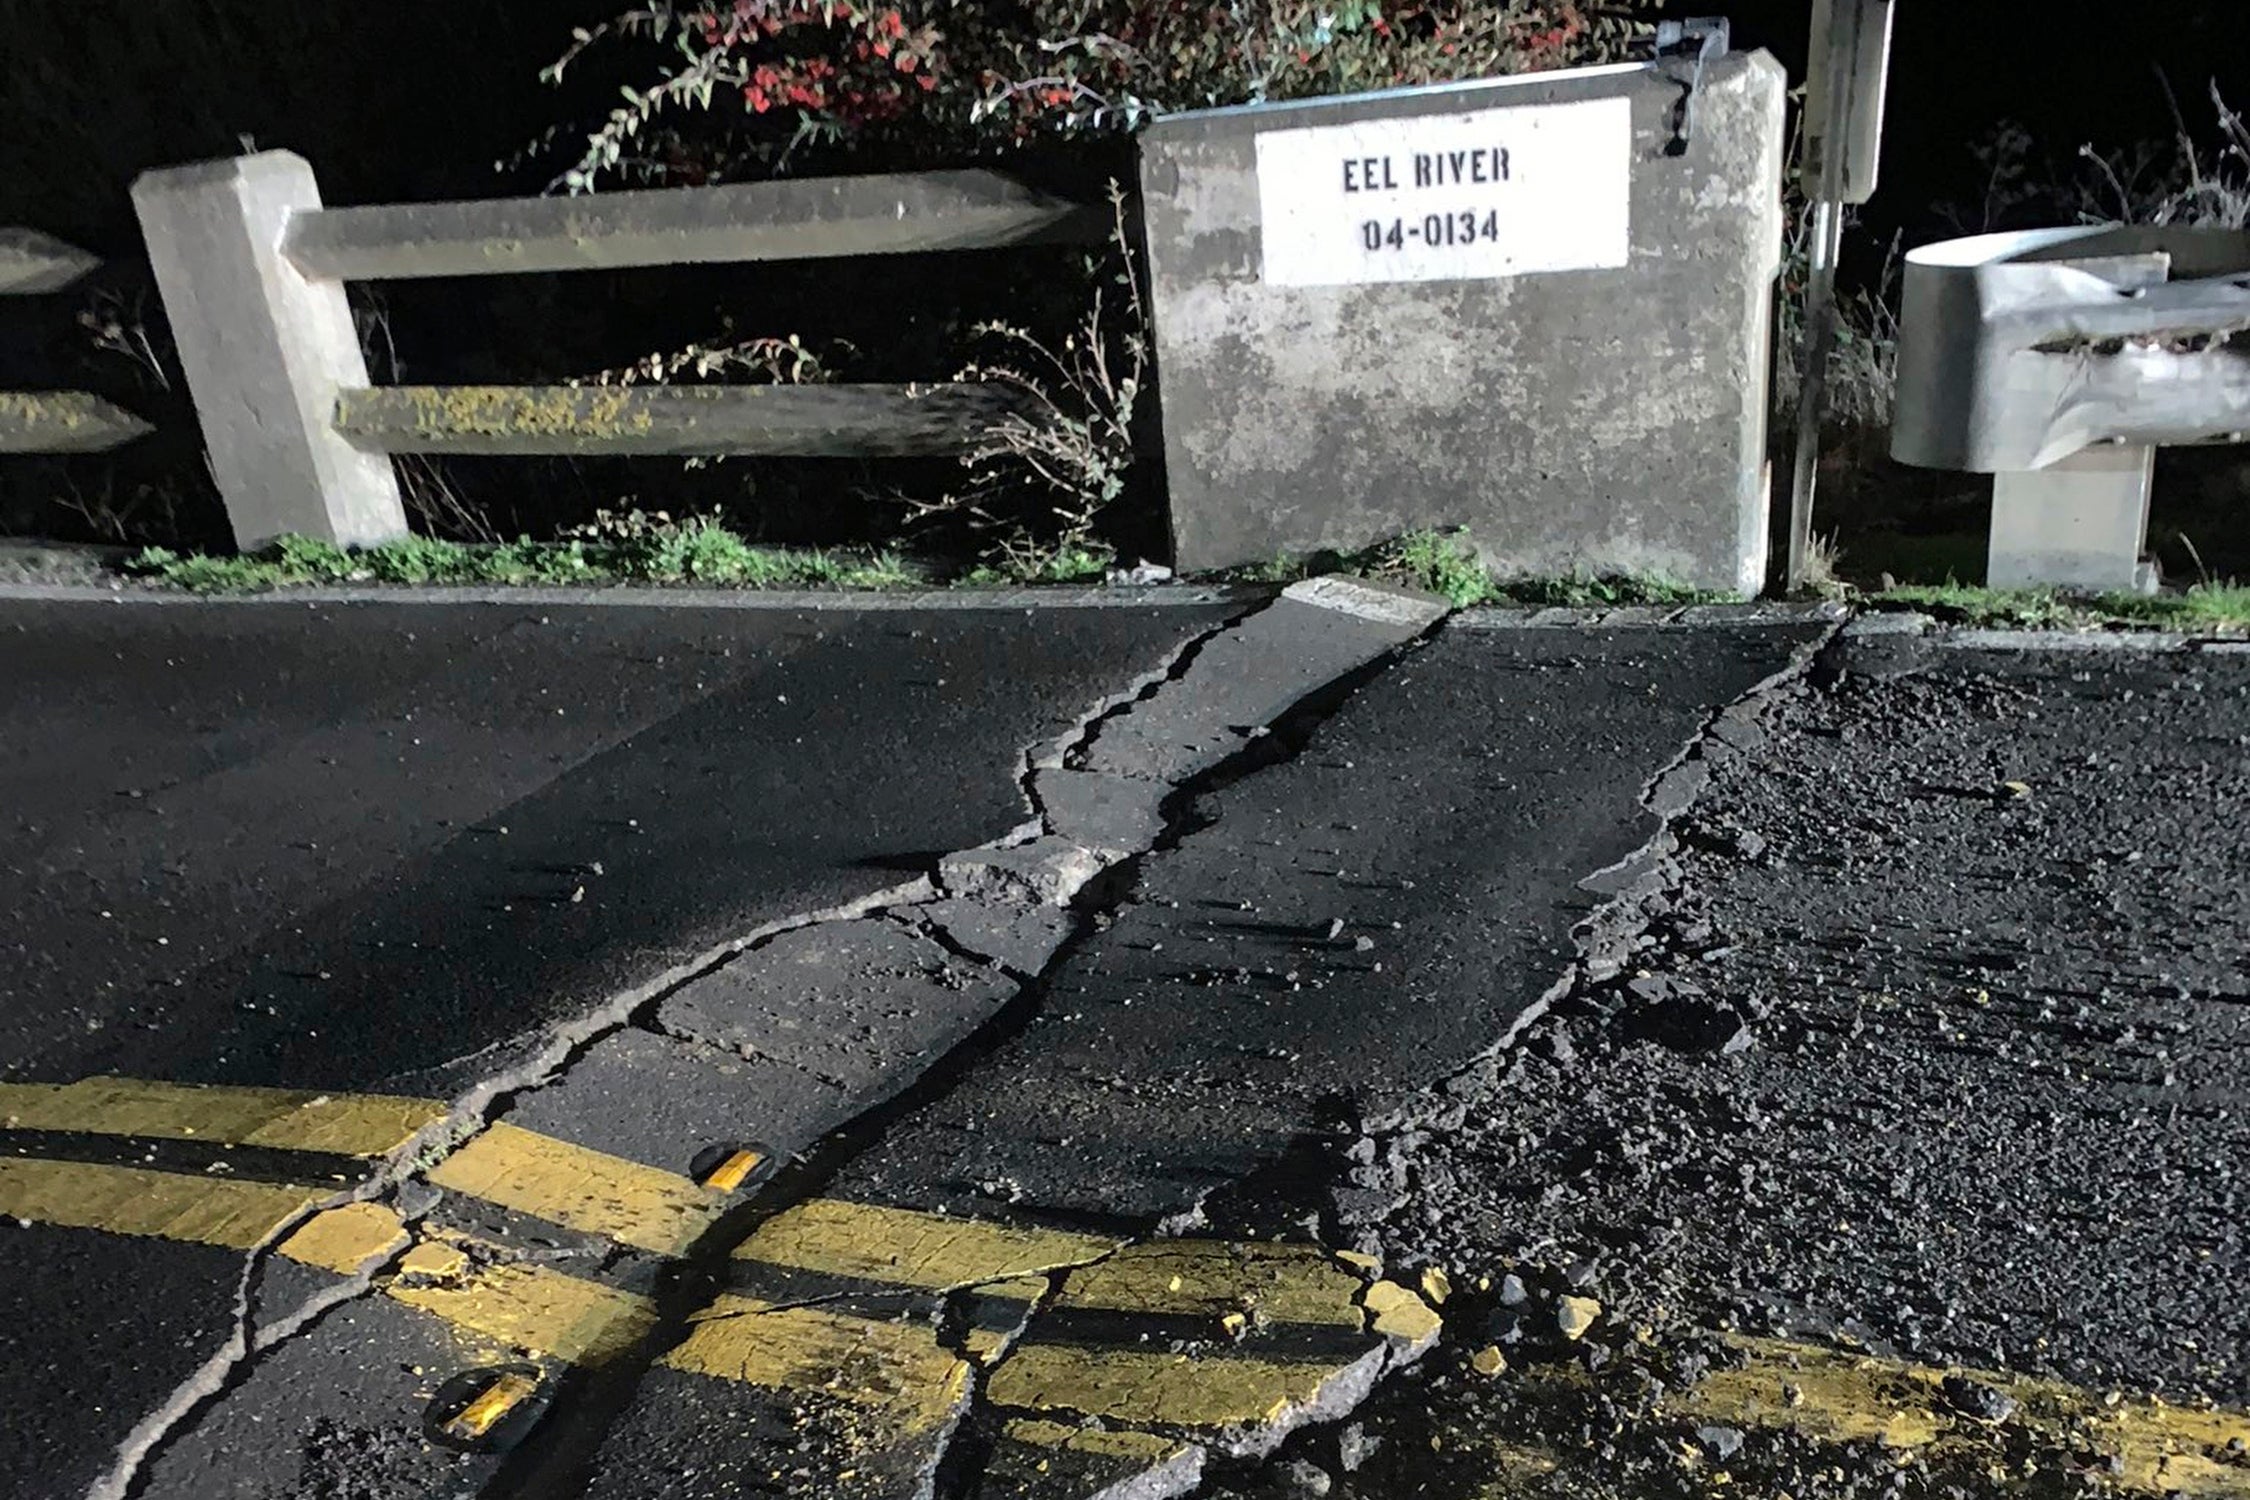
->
left=1874, top=582, right=2250, bottom=631
left=127, top=523, right=919, bottom=594
left=1363, top=528, right=1734, bottom=609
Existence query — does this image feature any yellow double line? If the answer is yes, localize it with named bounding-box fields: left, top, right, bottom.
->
left=0, top=1077, right=739, bottom=1255
left=0, top=1076, right=1442, bottom=1452
left=11, top=1076, right=2248, bottom=1498
left=0, top=1077, right=728, bottom=1366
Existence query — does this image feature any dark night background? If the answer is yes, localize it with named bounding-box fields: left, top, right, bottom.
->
left=8, top=2, right=2244, bottom=254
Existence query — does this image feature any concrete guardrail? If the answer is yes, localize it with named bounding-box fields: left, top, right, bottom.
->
left=0, top=228, right=154, bottom=456
left=129, top=153, right=1101, bottom=550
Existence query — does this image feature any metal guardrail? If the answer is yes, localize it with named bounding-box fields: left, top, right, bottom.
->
left=1891, top=225, right=2250, bottom=590
left=131, top=153, right=1098, bottom=550
left=0, top=229, right=153, bottom=455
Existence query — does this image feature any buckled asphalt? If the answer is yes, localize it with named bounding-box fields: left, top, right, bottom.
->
left=4, top=587, right=2247, bottom=1500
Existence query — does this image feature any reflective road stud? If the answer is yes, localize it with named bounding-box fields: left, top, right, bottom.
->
left=694, top=1144, right=772, bottom=1193
left=428, top=1365, right=547, bottom=1451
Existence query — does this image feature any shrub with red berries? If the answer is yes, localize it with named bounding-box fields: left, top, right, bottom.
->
left=543, top=0, right=1658, bottom=189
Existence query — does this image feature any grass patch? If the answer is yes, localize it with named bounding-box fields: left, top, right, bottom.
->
left=1356, top=528, right=1736, bottom=609
left=958, top=541, right=1116, bottom=587
left=125, top=523, right=928, bottom=595
left=1872, top=581, right=2250, bottom=631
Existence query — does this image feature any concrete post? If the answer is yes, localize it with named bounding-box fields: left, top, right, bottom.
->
left=131, top=151, right=406, bottom=550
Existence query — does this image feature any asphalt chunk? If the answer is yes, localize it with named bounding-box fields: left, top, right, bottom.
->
left=973, top=1418, right=1205, bottom=1500
left=656, top=919, right=1018, bottom=1112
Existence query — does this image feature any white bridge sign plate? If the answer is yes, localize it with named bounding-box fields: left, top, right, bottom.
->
left=1254, top=96, right=1632, bottom=287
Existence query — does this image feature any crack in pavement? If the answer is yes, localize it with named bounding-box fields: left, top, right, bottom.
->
left=1363, top=617, right=1846, bottom=1147
left=81, top=1186, right=411, bottom=1500
left=81, top=582, right=1451, bottom=1500
left=469, top=598, right=1324, bottom=1499
left=1289, top=622, right=2250, bottom=1499
left=79, top=870, right=984, bottom=1500
left=535, top=583, right=1448, bottom=1500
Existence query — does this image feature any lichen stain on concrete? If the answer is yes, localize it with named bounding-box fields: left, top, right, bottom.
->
left=0, top=390, right=151, bottom=451
left=358, top=386, right=660, bottom=444
left=0, top=390, right=100, bottom=432
left=0, top=391, right=88, bottom=429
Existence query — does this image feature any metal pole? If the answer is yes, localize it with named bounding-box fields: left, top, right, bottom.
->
left=1785, top=197, right=1844, bottom=592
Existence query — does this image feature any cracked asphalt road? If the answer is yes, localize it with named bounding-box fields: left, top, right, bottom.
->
left=5, top=594, right=2249, bottom=1500
left=0, top=593, right=1242, bottom=1500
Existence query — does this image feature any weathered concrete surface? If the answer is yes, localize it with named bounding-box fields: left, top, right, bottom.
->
left=334, top=382, right=1023, bottom=458
left=0, top=226, right=99, bottom=295
left=1142, top=55, right=1786, bottom=591
left=131, top=150, right=408, bottom=550
left=284, top=169, right=1100, bottom=280
left=0, top=389, right=153, bottom=453
left=1987, top=443, right=2156, bottom=590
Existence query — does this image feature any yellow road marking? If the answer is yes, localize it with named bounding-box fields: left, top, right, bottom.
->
left=1664, top=1336, right=2250, bottom=1497
left=390, top=1257, right=658, bottom=1367
left=277, top=1201, right=413, bottom=1273
left=1002, top=1418, right=1195, bottom=1463
left=443, top=1370, right=541, bottom=1441
left=0, top=1157, right=327, bottom=1250
left=733, top=1197, right=1121, bottom=1291
left=664, top=1292, right=972, bottom=1435
left=424, top=1121, right=726, bottom=1257
left=0, top=1119, right=1400, bottom=1449
left=1050, top=1240, right=1368, bottom=1331
left=395, top=1237, right=472, bottom=1280
left=0, top=1078, right=443, bottom=1156
left=985, top=1342, right=1372, bottom=1430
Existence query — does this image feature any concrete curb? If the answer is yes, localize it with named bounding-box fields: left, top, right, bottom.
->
left=1845, top=611, right=2247, bottom=652
left=0, top=580, right=1266, bottom=610
left=1453, top=601, right=1848, bottom=630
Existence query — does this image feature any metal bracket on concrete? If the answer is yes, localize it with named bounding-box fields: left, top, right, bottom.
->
left=1652, top=18, right=1731, bottom=154
left=1892, top=224, right=2250, bottom=591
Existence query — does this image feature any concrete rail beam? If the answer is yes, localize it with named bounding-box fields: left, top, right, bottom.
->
left=0, top=228, right=100, bottom=296
left=0, top=391, right=155, bottom=454
left=283, top=171, right=1102, bottom=281
left=333, top=383, right=1022, bottom=458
